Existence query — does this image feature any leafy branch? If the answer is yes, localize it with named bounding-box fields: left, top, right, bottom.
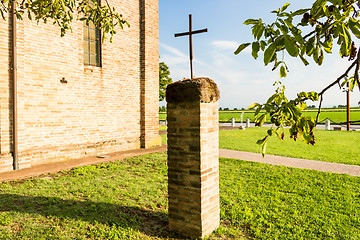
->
left=0, top=0, right=129, bottom=41
left=235, top=0, right=360, bottom=156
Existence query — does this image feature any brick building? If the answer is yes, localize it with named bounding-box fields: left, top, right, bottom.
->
left=0, top=0, right=161, bottom=173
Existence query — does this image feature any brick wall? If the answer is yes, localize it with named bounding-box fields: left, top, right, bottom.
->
left=0, top=0, right=161, bottom=173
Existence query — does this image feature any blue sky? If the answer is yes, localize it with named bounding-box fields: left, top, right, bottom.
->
left=159, top=0, right=360, bottom=108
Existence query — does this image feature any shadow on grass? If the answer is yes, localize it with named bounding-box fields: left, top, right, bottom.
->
left=0, top=193, right=185, bottom=239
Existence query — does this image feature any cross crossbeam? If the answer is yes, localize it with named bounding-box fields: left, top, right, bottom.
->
left=174, top=14, right=208, bottom=79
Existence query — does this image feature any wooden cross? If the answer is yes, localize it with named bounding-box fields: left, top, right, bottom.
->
left=174, top=14, right=208, bottom=79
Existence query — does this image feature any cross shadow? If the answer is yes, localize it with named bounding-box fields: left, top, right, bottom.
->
left=0, top=193, right=186, bottom=239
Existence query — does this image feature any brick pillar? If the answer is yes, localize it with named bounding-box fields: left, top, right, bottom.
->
left=139, top=0, right=162, bottom=148
left=166, top=77, right=220, bottom=238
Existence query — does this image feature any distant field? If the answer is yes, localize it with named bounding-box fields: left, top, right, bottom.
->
left=220, top=128, right=360, bottom=166
left=159, top=108, right=360, bottom=124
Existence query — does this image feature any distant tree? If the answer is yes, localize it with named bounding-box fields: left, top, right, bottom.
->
left=224, top=108, right=230, bottom=111
left=234, top=108, right=238, bottom=111
left=219, top=107, right=223, bottom=111
left=236, top=1, right=360, bottom=155
left=159, top=61, right=172, bottom=101
left=159, top=106, right=166, bottom=112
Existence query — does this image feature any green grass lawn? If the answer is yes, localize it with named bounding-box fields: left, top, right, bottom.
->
left=161, top=126, right=360, bottom=165
left=220, top=127, right=360, bottom=165
left=1, top=152, right=360, bottom=239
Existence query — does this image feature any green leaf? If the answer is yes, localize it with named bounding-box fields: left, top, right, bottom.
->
left=234, top=43, right=251, bottom=55
left=281, top=3, right=291, bottom=12
left=275, top=93, right=284, bottom=106
left=340, top=41, right=349, bottom=57
left=260, top=41, right=267, bottom=51
left=305, top=37, right=315, bottom=56
left=257, top=136, right=268, bottom=145
left=307, top=92, right=319, bottom=101
left=280, top=65, right=287, bottom=78
left=321, top=35, right=333, bottom=53
left=244, top=19, right=259, bottom=25
left=266, top=94, right=277, bottom=104
left=280, top=25, right=289, bottom=34
left=289, top=27, right=304, bottom=44
left=284, top=35, right=299, bottom=57
left=252, top=42, right=260, bottom=59
left=340, top=23, right=351, bottom=51
left=264, top=43, right=276, bottom=66
left=256, top=114, right=267, bottom=126
left=273, top=127, right=283, bottom=140
left=298, top=92, right=308, bottom=98
left=299, top=102, right=307, bottom=110
left=350, top=78, right=355, bottom=91
left=271, top=61, right=283, bottom=71
left=349, top=19, right=360, bottom=39
left=255, top=25, right=265, bottom=40
left=255, top=105, right=262, bottom=117
left=341, top=77, right=350, bottom=87
left=317, top=49, right=324, bottom=65
left=290, top=8, right=310, bottom=17
left=299, top=55, right=309, bottom=66
left=248, top=103, right=260, bottom=109
left=284, top=18, right=294, bottom=28
left=262, top=141, right=268, bottom=157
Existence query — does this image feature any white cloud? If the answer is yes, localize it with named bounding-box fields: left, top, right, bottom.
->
left=160, top=43, right=187, bottom=58
left=210, top=40, right=239, bottom=50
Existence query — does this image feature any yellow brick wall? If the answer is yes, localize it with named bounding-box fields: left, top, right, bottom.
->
left=0, top=0, right=160, bottom=172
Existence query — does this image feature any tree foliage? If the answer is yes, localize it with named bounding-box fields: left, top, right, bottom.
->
left=0, top=0, right=129, bottom=41
left=159, top=61, right=172, bottom=101
left=235, top=0, right=360, bottom=156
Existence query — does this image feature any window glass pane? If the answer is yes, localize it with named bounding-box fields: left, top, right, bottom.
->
left=83, top=41, right=89, bottom=53
left=90, top=54, right=97, bottom=65
left=83, top=26, right=89, bottom=39
left=90, top=41, right=96, bottom=53
left=89, top=28, right=96, bottom=40
left=84, top=53, right=90, bottom=65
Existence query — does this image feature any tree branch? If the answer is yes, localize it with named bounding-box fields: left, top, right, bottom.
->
left=316, top=94, right=323, bottom=124
left=318, top=59, right=358, bottom=96
left=104, top=0, right=113, bottom=15
left=355, top=49, right=360, bottom=92
left=303, top=30, right=315, bottom=40
left=315, top=50, right=360, bottom=124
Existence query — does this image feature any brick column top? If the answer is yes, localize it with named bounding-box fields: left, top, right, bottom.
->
left=166, top=77, right=220, bottom=103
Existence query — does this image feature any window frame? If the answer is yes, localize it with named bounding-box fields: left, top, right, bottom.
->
left=83, top=0, right=102, bottom=67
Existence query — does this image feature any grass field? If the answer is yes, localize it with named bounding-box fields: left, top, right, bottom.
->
left=1, top=152, right=360, bottom=239
left=219, top=128, right=360, bottom=165
left=159, top=108, right=360, bottom=124
left=160, top=127, right=360, bottom=165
